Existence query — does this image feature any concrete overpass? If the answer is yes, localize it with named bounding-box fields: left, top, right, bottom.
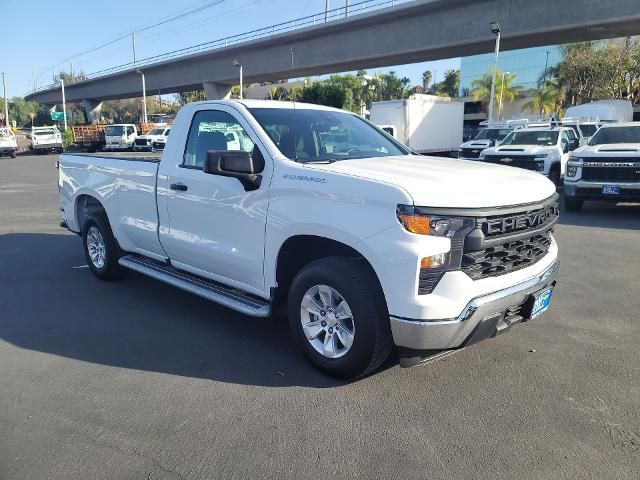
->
left=25, top=0, right=640, bottom=122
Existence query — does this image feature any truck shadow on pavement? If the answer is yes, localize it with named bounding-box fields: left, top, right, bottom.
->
left=0, top=233, right=387, bottom=388
left=557, top=199, right=640, bottom=230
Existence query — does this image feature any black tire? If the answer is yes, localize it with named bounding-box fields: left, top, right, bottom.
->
left=11, top=150, right=16, bottom=158
left=288, top=257, right=393, bottom=379
left=548, top=165, right=560, bottom=186
left=564, top=195, right=584, bottom=212
left=81, top=214, right=124, bottom=280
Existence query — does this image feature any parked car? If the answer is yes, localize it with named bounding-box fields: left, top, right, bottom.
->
left=479, top=127, right=579, bottom=185
left=58, top=100, right=559, bottom=379
left=0, top=127, right=18, bottom=158
left=134, top=126, right=170, bottom=151
left=30, top=126, right=63, bottom=153
left=564, top=122, right=640, bottom=211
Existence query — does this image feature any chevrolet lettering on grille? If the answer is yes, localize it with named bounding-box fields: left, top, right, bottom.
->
left=485, top=205, right=559, bottom=235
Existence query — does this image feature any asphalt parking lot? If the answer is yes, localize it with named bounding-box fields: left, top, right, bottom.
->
left=1, top=152, right=639, bottom=480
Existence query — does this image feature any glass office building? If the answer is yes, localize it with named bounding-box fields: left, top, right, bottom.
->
left=459, top=45, right=563, bottom=97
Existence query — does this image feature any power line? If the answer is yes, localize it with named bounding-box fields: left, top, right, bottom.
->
left=38, top=0, right=229, bottom=78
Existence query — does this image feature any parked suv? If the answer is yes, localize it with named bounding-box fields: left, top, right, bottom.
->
left=564, top=122, right=640, bottom=210
left=479, top=127, right=578, bottom=185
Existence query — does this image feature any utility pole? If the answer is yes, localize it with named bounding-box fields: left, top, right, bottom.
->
left=70, top=61, right=73, bottom=80
left=345, top=0, right=349, bottom=17
left=488, top=21, right=501, bottom=126
left=325, top=0, right=330, bottom=22
left=137, top=70, right=147, bottom=123
left=2, top=73, right=8, bottom=128
left=132, top=32, right=137, bottom=66
left=33, top=67, right=36, bottom=91
left=542, top=50, right=550, bottom=85
left=60, top=78, right=68, bottom=132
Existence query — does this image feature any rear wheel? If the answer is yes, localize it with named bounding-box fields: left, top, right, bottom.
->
left=288, top=257, right=393, bottom=379
left=564, top=195, right=584, bottom=212
left=11, top=150, right=16, bottom=158
left=81, top=215, right=124, bottom=280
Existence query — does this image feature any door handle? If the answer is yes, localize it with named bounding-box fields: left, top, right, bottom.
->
left=170, top=183, right=188, bottom=191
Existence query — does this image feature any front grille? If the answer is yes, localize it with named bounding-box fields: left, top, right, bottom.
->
left=460, top=199, right=558, bottom=280
left=482, top=155, right=541, bottom=171
left=462, top=230, right=552, bottom=280
left=460, top=147, right=483, bottom=159
left=135, top=139, right=150, bottom=146
left=582, top=167, right=640, bottom=181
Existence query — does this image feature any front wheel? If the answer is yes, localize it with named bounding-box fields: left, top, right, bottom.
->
left=11, top=150, right=17, bottom=158
left=288, top=257, right=393, bottom=379
left=548, top=166, right=561, bottom=186
left=564, top=195, right=584, bottom=212
left=82, top=215, right=124, bottom=280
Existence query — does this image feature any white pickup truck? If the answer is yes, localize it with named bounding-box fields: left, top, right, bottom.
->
left=478, top=127, right=579, bottom=185
left=134, top=126, right=170, bottom=151
left=30, top=126, right=64, bottom=153
left=564, top=122, right=640, bottom=210
left=58, top=100, right=560, bottom=378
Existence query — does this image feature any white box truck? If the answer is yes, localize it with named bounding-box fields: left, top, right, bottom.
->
left=370, top=94, right=464, bottom=155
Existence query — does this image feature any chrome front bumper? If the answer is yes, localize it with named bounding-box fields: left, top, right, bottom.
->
left=390, top=260, right=560, bottom=350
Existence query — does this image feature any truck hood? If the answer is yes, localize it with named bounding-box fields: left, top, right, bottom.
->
left=309, top=155, right=556, bottom=208
left=460, top=139, right=494, bottom=149
left=483, top=144, right=554, bottom=155
left=574, top=143, right=640, bottom=156
left=138, top=134, right=164, bottom=141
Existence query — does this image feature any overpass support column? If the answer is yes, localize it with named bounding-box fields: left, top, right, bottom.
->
left=203, top=82, right=232, bottom=100
left=82, top=99, right=103, bottom=124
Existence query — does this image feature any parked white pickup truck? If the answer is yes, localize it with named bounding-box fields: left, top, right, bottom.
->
left=479, top=127, right=579, bottom=185
left=0, top=127, right=18, bottom=157
left=564, top=122, right=640, bottom=210
left=134, top=126, right=170, bottom=151
left=58, top=100, right=560, bottom=378
left=30, top=126, right=64, bottom=153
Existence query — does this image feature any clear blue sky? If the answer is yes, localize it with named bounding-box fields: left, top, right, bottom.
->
left=3, top=0, right=460, bottom=98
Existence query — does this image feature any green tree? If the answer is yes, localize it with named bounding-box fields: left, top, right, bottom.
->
left=522, top=79, right=565, bottom=117
left=470, top=69, right=520, bottom=113
left=422, top=70, right=432, bottom=91
left=431, top=69, right=460, bottom=97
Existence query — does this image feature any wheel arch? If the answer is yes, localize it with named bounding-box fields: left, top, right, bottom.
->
left=273, top=235, right=386, bottom=310
left=75, top=194, right=109, bottom=232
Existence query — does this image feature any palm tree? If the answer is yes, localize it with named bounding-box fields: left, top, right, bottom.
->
left=522, top=79, right=565, bottom=117
left=422, top=70, right=432, bottom=91
left=470, top=69, right=520, bottom=114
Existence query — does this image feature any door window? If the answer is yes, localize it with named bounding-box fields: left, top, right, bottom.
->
left=183, top=110, right=256, bottom=168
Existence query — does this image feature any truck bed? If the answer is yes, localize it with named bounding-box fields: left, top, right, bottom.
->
left=69, top=151, right=161, bottom=162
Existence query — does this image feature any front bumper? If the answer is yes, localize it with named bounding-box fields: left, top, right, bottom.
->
left=390, top=259, right=559, bottom=351
left=565, top=181, right=640, bottom=202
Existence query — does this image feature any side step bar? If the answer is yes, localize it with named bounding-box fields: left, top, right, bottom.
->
left=118, top=255, right=270, bottom=317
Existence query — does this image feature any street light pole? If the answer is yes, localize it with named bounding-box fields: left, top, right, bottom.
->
left=2, top=73, right=8, bottom=128
left=60, top=78, right=68, bottom=132
left=487, top=21, right=501, bottom=126
left=325, top=0, right=330, bottom=22
left=137, top=70, right=147, bottom=123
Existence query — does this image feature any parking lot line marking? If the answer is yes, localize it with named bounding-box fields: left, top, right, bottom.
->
left=72, top=265, right=89, bottom=269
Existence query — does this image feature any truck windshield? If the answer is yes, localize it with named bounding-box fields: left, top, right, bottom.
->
left=474, top=128, right=512, bottom=141
left=579, top=124, right=599, bottom=137
left=501, top=130, right=559, bottom=146
left=33, top=129, right=56, bottom=135
left=248, top=108, right=409, bottom=162
left=105, top=126, right=125, bottom=136
left=587, top=126, right=640, bottom=145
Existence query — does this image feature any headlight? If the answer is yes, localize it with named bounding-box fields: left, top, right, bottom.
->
left=533, top=153, right=548, bottom=158
left=397, top=206, right=475, bottom=294
left=567, top=166, right=578, bottom=177
left=479, top=153, right=486, bottom=160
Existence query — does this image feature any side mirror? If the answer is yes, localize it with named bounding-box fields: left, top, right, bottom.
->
left=562, top=142, right=569, bottom=153
left=204, top=150, right=263, bottom=191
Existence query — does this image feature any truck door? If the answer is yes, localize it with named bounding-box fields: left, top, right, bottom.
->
left=156, top=107, right=271, bottom=296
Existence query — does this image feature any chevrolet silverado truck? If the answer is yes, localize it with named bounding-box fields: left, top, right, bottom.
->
left=58, top=100, right=560, bottom=378
left=458, top=125, right=516, bottom=160
left=30, top=126, right=64, bottom=153
left=134, top=126, right=170, bottom=151
left=479, top=127, right=578, bottom=185
left=564, top=122, right=640, bottom=211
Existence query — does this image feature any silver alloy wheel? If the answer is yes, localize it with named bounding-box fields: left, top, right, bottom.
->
left=300, top=284, right=355, bottom=359
left=86, top=226, right=106, bottom=269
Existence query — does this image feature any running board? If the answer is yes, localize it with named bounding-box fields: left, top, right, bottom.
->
left=118, top=255, right=270, bottom=317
